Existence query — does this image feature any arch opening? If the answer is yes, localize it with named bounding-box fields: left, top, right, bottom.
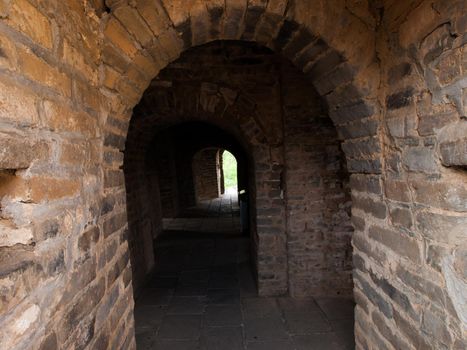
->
left=221, top=150, right=238, bottom=195
left=2, top=1, right=466, bottom=349
left=124, top=40, right=353, bottom=299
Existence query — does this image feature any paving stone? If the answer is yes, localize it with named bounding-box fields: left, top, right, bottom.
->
left=147, top=277, right=179, bottom=288
left=135, top=330, right=157, bottom=349
left=134, top=305, right=167, bottom=329
left=284, top=312, right=332, bottom=335
left=293, top=333, right=351, bottom=350
left=153, top=339, right=202, bottom=350
left=242, top=298, right=282, bottom=319
left=201, top=327, right=244, bottom=350
left=315, top=298, right=355, bottom=321
left=277, top=298, right=322, bottom=315
left=137, top=288, right=174, bottom=306
left=179, top=270, right=211, bottom=286
left=157, top=315, right=203, bottom=340
left=244, top=317, right=289, bottom=342
left=204, top=305, right=243, bottom=326
left=167, top=297, right=207, bottom=315
left=207, top=289, right=241, bottom=305
left=246, top=340, right=296, bottom=350
left=175, top=286, right=209, bottom=297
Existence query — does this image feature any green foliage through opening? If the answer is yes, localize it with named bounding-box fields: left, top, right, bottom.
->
left=222, top=150, right=237, bottom=190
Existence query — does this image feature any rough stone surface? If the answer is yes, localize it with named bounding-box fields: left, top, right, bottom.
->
left=0, top=0, right=465, bottom=349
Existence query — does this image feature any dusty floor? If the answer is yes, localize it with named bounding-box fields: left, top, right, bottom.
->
left=135, top=195, right=355, bottom=350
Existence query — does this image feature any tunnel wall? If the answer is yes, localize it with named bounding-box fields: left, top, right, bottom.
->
left=281, top=62, right=353, bottom=297
left=0, top=1, right=465, bottom=350
left=127, top=42, right=354, bottom=298
left=192, top=148, right=221, bottom=202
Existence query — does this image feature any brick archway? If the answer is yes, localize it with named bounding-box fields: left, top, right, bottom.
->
left=2, top=1, right=466, bottom=349
left=102, top=1, right=382, bottom=347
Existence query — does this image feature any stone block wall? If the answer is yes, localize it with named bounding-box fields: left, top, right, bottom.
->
left=192, top=148, right=221, bottom=202
left=0, top=0, right=465, bottom=349
left=281, top=61, right=353, bottom=297
left=352, top=2, right=467, bottom=349
left=0, top=1, right=135, bottom=349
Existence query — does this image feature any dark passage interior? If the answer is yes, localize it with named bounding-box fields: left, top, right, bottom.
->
left=124, top=41, right=354, bottom=349
left=2, top=2, right=466, bottom=350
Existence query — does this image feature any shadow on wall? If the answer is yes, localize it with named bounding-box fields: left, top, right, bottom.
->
left=124, top=121, right=251, bottom=293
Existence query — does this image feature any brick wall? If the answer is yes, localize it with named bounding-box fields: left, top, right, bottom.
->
left=281, top=61, right=353, bottom=297
left=192, top=148, right=221, bottom=202
left=0, top=0, right=465, bottom=349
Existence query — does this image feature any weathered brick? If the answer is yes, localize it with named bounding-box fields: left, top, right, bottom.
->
left=350, top=174, right=382, bottom=195
left=402, top=147, right=438, bottom=174
left=393, top=309, right=431, bottom=349
left=59, top=278, right=105, bottom=343
left=352, top=195, right=387, bottom=219
left=410, top=179, right=467, bottom=211
left=136, top=0, right=171, bottom=37
left=337, top=118, right=378, bottom=140
left=274, top=19, right=299, bottom=50
left=329, top=101, right=375, bottom=125
left=386, top=89, right=414, bottom=110
left=113, top=6, right=154, bottom=47
left=370, top=271, right=418, bottom=320
left=7, top=0, right=53, bottom=48
left=103, top=212, right=127, bottom=238
left=43, top=100, right=96, bottom=136
left=95, top=283, right=120, bottom=329
left=369, top=225, right=421, bottom=263
left=352, top=233, right=387, bottom=265
left=104, top=170, right=124, bottom=188
left=18, top=48, right=71, bottom=97
left=282, top=28, right=316, bottom=60
left=384, top=179, right=411, bottom=202
left=438, top=121, right=467, bottom=167
left=372, top=310, right=411, bottom=350
left=0, top=136, right=49, bottom=169
left=91, top=330, right=110, bottom=350
left=342, top=137, right=381, bottom=158
left=62, top=40, right=97, bottom=83
left=388, top=62, right=412, bottom=85
left=78, top=227, right=100, bottom=253
left=395, top=264, right=445, bottom=307
left=306, top=50, right=343, bottom=80
left=29, top=176, right=80, bottom=202
left=389, top=205, right=413, bottom=229
left=347, top=158, right=382, bottom=174
left=422, top=308, right=453, bottom=346
left=104, top=18, right=139, bottom=58
left=104, top=131, right=126, bottom=150
left=222, top=2, right=245, bottom=39
left=354, top=271, right=393, bottom=318
left=0, top=79, right=39, bottom=126
left=416, top=211, right=467, bottom=245
left=418, top=111, right=458, bottom=136
left=314, top=63, right=355, bottom=96
left=38, top=332, right=58, bottom=350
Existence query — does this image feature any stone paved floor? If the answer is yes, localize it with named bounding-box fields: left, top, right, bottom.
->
left=136, top=194, right=355, bottom=350
left=162, top=192, right=241, bottom=233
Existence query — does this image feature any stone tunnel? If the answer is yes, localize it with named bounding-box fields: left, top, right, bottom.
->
left=0, top=1, right=466, bottom=349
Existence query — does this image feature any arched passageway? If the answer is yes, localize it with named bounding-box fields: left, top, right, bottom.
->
left=1, top=1, right=466, bottom=350
left=124, top=41, right=355, bottom=349
left=124, top=41, right=354, bottom=297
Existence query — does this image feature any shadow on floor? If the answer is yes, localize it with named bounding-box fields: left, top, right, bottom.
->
left=162, top=193, right=241, bottom=234
left=134, top=228, right=355, bottom=350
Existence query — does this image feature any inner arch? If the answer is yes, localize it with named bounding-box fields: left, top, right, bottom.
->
left=124, top=41, right=353, bottom=298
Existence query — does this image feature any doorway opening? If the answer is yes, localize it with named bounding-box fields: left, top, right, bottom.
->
left=221, top=150, right=238, bottom=195
left=124, top=40, right=354, bottom=349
